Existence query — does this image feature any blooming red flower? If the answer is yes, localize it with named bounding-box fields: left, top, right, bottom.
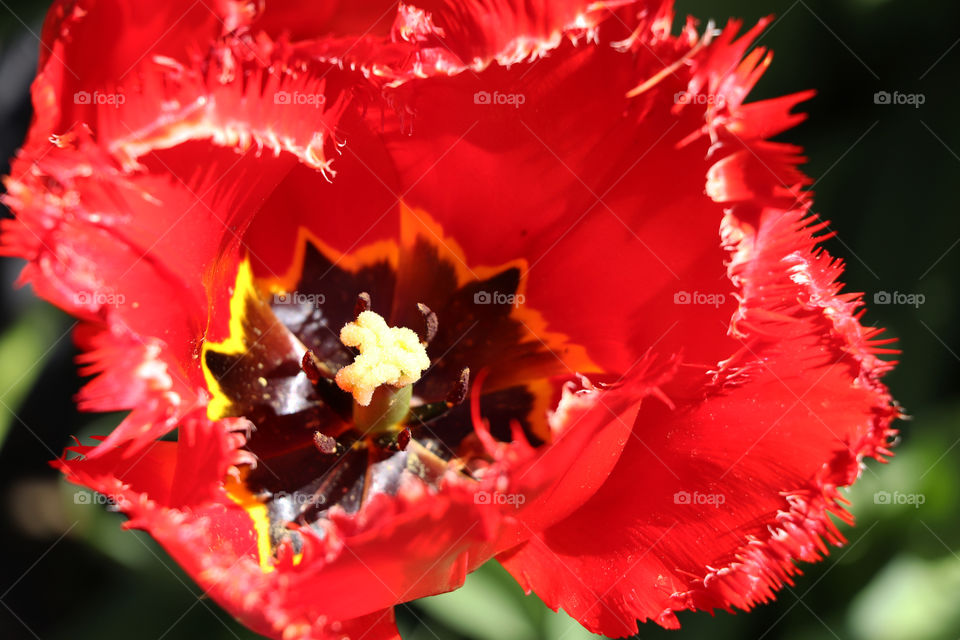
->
left=2, top=1, right=899, bottom=639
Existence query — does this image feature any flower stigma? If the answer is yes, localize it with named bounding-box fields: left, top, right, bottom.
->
left=335, top=310, right=431, bottom=433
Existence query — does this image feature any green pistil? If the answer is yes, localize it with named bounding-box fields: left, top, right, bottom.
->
left=353, top=384, right=412, bottom=435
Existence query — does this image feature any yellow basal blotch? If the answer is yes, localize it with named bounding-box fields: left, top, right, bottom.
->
left=202, top=258, right=261, bottom=422
left=224, top=474, right=305, bottom=572
left=223, top=473, right=275, bottom=572
left=335, top=310, right=430, bottom=406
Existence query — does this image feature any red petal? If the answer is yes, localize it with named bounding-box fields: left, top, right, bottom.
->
left=2, top=133, right=299, bottom=446
left=492, top=15, right=898, bottom=636
left=499, top=209, right=897, bottom=633
left=3, top=0, right=355, bottom=446
left=398, top=0, right=610, bottom=66
left=505, top=357, right=680, bottom=536
left=359, top=6, right=735, bottom=377
left=56, top=410, right=403, bottom=639
left=30, top=0, right=224, bottom=141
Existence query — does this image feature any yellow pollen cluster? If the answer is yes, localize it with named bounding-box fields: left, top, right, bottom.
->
left=335, top=311, right=430, bottom=406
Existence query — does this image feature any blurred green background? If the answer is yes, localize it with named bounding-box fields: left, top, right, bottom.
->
left=1, top=0, right=958, bottom=639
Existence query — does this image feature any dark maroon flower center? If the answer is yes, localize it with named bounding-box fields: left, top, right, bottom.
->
left=202, top=226, right=580, bottom=555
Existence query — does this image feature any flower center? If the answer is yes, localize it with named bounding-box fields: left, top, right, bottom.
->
left=200, top=206, right=600, bottom=568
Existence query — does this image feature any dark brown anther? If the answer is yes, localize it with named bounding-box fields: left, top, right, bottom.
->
left=396, top=427, right=411, bottom=451
left=354, top=292, right=371, bottom=318
left=445, top=367, right=470, bottom=407
left=301, top=350, right=324, bottom=384
left=416, top=302, right=439, bottom=345
left=313, top=431, right=338, bottom=455
left=375, top=428, right=412, bottom=452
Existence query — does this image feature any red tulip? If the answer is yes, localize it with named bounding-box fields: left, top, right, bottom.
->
left=1, top=1, right=899, bottom=638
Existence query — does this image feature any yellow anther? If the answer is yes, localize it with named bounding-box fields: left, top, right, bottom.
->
left=335, top=311, right=430, bottom=406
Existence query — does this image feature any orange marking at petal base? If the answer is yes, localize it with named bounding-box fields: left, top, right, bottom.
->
left=260, top=226, right=399, bottom=295
left=526, top=378, right=556, bottom=442
left=399, top=202, right=603, bottom=384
